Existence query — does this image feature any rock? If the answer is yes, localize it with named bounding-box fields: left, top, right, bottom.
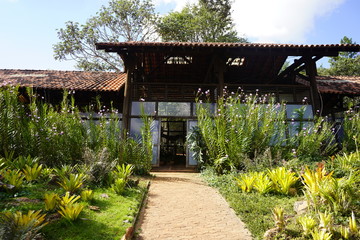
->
left=89, top=205, right=100, bottom=211
left=100, top=193, right=109, bottom=199
left=294, top=200, right=308, bottom=215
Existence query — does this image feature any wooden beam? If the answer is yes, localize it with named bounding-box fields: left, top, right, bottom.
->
left=122, top=54, right=136, bottom=135
left=305, top=56, right=321, bottom=115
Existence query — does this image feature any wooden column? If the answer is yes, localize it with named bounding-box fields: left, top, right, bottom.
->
left=305, top=57, right=321, bottom=115
left=122, top=54, right=136, bottom=135
left=214, top=55, right=226, bottom=97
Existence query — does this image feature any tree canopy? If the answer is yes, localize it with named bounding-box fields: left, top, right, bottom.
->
left=318, top=36, right=360, bottom=76
left=157, top=0, right=246, bottom=43
left=53, top=0, right=158, bottom=72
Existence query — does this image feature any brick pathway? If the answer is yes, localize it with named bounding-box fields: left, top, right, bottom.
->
left=135, top=172, right=252, bottom=240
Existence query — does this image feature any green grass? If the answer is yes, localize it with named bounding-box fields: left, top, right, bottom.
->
left=201, top=168, right=299, bottom=239
left=1, top=181, right=147, bottom=240
left=42, top=187, right=144, bottom=240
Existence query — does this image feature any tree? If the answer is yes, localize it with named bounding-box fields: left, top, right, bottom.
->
left=53, top=0, right=158, bottom=72
left=325, top=36, right=360, bottom=76
left=157, top=0, right=247, bottom=43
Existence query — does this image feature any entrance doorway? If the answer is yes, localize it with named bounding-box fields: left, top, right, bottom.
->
left=159, top=119, right=187, bottom=168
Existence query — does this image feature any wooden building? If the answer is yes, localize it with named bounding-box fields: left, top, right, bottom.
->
left=96, top=41, right=360, bottom=168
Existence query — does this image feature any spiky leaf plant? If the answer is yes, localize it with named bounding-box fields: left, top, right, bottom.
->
left=58, top=204, right=84, bottom=222
left=0, top=210, right=48, bottom=240
left=22, top=163, right=43, bottom=182
left=297, top=215, right=317, bottom=236
left=1, top=169, right=25, bottom=190
left=80, top=189, right=94, bottom=202
left=311, top=228, right=332, bottom=240
left=44, top=192, right=60, bottom=212
left=267, top=167, right=298, bottom=195
left=112, top=178, right=126, bottom=195
left=253, top=171, right=273, bottom=194
left=234, top=172, right=257, bottom=193
left=112, top=164, right=134, bottom=183
left=60, top=192, right=81, bottom=207
left=57, top=173, right=86, bottom=193
left=272, top=206, right=285, bottom=232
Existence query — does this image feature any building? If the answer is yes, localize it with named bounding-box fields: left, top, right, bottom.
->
left=96, top=41, right=360, bottom=168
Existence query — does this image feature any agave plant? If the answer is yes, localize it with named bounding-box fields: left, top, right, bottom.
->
left=318, top=211, right=333, bottom=233
left=57, top=173, right=86, bottom=193
left=44, top=192, right=60, bottom=212
left=22, top=163, right=43, bottom=182
left=0, top=210, right=48, bottom=240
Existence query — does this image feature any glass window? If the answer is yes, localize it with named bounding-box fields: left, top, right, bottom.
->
left=193, top=103, right=216, bottom=116
left=288, top=121, right=315, bottom=137
left=158, top=102, right=191, bottom=116
left=286, top=105, right=313, bottom=119
left=279, top=93, right=294, bottom=102
left=152, top=146, right=159, bottom=165
left=187, top=120, right=199, bottom=166
left=131, top=101, right=156, bottom=116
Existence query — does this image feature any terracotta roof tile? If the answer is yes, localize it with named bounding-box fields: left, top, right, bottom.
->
left=0, top=69, right=126, bottom=92
left=296, top=75, right=360, bottom=95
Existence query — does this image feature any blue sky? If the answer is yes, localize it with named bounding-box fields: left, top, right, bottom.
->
left=0, top=0, right=359, bottom=70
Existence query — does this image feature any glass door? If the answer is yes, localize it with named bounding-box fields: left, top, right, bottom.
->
left=186, top=120, right=198, bottom=167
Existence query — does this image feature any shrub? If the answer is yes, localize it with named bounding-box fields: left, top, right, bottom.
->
left=60, top=192, right=81, bottom=206
left=57, top=173, right=86, bottom=193
left=58, top=204, right=84, bottom=223
left=267, top=167, right=298, bottom=195
left=112, top=164, right=134, bottom=183
left=22, top=163, right=43, bottom=182
left=1, top=169, right=25, bottom=190
left=80, top=189, right=94, bottom=202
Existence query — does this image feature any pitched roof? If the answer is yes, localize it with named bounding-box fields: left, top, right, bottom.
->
left=296, top=75, right=360, bottom=95
left=96, top=41, right=360, bottom=56
left=0, top=69, right=126, bottom=92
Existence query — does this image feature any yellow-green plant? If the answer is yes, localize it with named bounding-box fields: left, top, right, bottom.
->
left=311, top=228, right=332, bottom=240
left=0, top=210, right=48, bottom=239
left=80, top=189, right=94, bottom=202
left=267, top=167, right=298, bottom=195
left=349, top=211, right=359, bottom=237
left=44, top=192, right=60, bottom=211
left=340, top=225, right=350, bottom=239
left=58, top=203, right=84, bottom=222
left=272, top=206, right=285, bottom=232
left=234, top=172, right=257, bottom=193
left=318, top=211, right=333, bottom=233
left=112, top=178, right=126, bottom=195
left=253, top=171, right=273, bottom=194
left=1, top=169, right=25, bottom=190
left=22, top=163, right=43, bottom=182
left=112, top=164, right=134, bottom=182
left=60, top=192, right=81, bottom=206
left=297, top=215, right=316, bottom=236
left=58, top=173, right=86, bottom=193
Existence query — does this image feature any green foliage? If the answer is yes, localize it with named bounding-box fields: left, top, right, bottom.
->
left=44, top=192, right=60, bottom=212
left=253, top=172, right=273, bottom=194
left=60, top=192, right=81, bottom=206
left=53, top=0, right=158, bottom=71
left=58, top=204, right=84, bottom=222
left=0, top=210, right=48, bottom=240
left=234, top=172, right=257, bottom=193
left=272, top=206, right=285, bottom=232
left=22, top=163, right=43, bottom=182
left=57, top=173, right=86, bottom=193
left=80, top=189, right=94, bottom=202
left=112, top=178, right=127, bottom=195
left=157, top=1, right=246, bottom=42
left=1, top=169, right=25, bottom=190
left=267, top=167, right=298, bottom=195
left=112, top=164, right=134, bottom=183
left=186, top=125, right=208, bottom=167
left=326, top=36, right=360, bottom=76
left=297, top=215, right=317, bottom=236
left=311, top=228, right=333, bottom=240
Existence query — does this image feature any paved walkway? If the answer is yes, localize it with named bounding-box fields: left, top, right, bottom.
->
left=135, top=172, right=252, bottom=240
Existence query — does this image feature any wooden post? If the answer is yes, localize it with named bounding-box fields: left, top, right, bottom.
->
left=305, top=57, right=321, bottom=115
left=122, top=54, right=136, bottom=135
left=214, top=54, right=225, bottom=97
